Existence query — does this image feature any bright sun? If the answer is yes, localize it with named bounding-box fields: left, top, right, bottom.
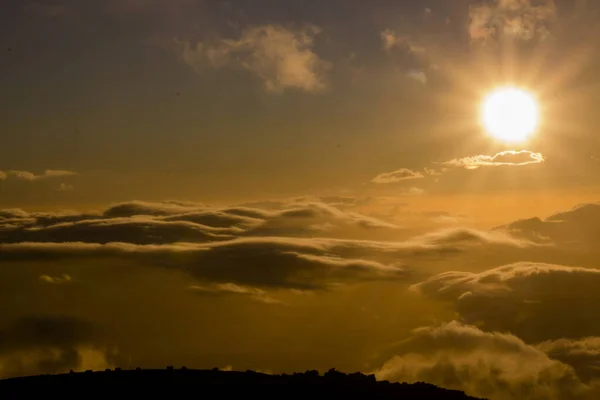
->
left=481, top=87, right=539, bottom=143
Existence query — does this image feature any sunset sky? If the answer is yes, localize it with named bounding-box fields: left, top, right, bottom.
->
left=3, top=1, right=600, bottom=398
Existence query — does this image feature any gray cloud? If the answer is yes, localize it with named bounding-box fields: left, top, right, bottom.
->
left=374, top=321, right=595, bottom=400
left=469, top=0, right=557, bottom=44
left=0, top=315, right=115, bottom=379
left=538, top=337, right=600, bottom=383
left=498, top=202, right=600, bottom=250
left=443, top=150, right=545, bottom=170
left=0, top=223, right=535, bottom=291
left=179, top=24, right=331, bottom=94
left=412, top=262, right=600, bottom=342
left=371, top=169, right=425, bottom=184
left=0, top=199, right=401, bottom=244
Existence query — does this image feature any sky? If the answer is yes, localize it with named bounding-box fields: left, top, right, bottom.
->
left=3, top=0, right=600, bottom=398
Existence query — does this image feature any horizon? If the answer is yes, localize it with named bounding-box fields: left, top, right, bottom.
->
left=3, top=1, right=600, bottom=399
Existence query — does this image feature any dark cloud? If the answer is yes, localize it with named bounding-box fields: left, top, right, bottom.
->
left=0, top=222, right=535, bottom=291
left=538, top=337, right=600, bottom=383
left=0, top=200, right=401, bottom=244
left=498, top=202, right=600, bottom=250
left=374, top=321, right=594, bottom=400
left=0, top=315, right=114, bottom=378
left=412, top=262, right=600, bottom=342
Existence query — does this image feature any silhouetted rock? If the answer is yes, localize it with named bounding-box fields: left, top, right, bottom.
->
left=0, top=368, right=485, bottom=398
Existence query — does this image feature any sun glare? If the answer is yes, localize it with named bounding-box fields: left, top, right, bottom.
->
left=481, top=87, right=539, bottom=143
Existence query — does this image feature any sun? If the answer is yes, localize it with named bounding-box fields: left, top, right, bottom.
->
left=481, top=87, right=539, bottom=143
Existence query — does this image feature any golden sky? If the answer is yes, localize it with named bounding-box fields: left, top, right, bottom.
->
left=2, top=1, right=600, bottom=398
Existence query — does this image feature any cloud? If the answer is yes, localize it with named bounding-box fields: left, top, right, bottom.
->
left=189, top=283, right=282, bottom=305
left=39, top=274, right=72, bottom=285
left=538, top=337, right=600, bottom=383
left=406, top=187, right=425, bottom=196
left=406, top=70, right=427, bottom=84
left=374, top=321, right=594, bottom=400
left=469, top=0, right=557, bottom=44
left=411, top=262, right=600, bottom=342
left=0, top=200, right=401, bottom=244
left=179, top=25, right=332, bottom=94
left=381, top=30, right=426, bottom=54
left=5, top=170, right=78, bottom=181
left=498, top=202, right=600, bottom=250
left=0, top=197, right=540, bottom=293
left=371, top=169, right=425, bottom=184
left=443, top=150, right=545, bottom=170
left=0, top=239, right=407, bottom=291
left=56, top=183, right=74, bottom=192
left=0, top=223, right=536, bottom=291
left=0, top=316, right=115, bottom=379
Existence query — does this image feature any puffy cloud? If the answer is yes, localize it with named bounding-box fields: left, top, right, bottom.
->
left=538, top=337, right=600, bottom=383
left=443, top=150, right=545, bottom=170
left=412, top=262, right=600, bottom=342
left=0, top=316, right=115, bottom=379
left=374, top=321, right=594, bottom=400
left=371, top=169, right=425, bottom=184
left=469, top=0, right=557, bottom=44
left=499, top=202, right=600, bottom=250
left=189, top=283, right=282, bottom=305
left=179, top=25, right=331, bottom=94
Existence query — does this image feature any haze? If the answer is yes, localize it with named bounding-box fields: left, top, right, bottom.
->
left=2, top=1, right=600, bottom=399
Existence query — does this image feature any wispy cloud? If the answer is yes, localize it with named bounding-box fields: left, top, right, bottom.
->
left=179, top=25, right=332, bottom=94
left=406, top=70, right=427, bottom=84
left=371, top=169, right=424, bottom=184
left=469, top=0, right=557, bottom=44
left=189, top=283, right=282, bottom=304
left=381, top=30, right=426, bottom=54
left=39, top=274, right=72, bottom=285
left=4, top=170, right=78, bottom=181
left=443, top=150, right=545, bottom=170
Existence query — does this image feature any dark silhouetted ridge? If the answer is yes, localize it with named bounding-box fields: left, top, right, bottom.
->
left=0, top=367, right=485, bottom=398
